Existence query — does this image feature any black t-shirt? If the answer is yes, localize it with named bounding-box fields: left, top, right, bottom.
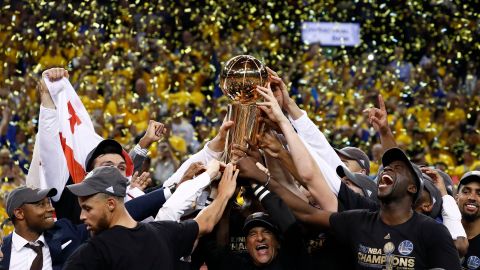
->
left=301, top=182, right=375, bottom=269
left=306, top=230, right=353, bottom=269
left=462, top=234, right=480, bottom=270
left=203, top=208, right=310, bottom=270
left=228, top=210, right=249, bottom=255
left=63, top=220, right=199, bottom=270
left=329, top=210, right=461, bottom=270
left=205, top=249, right=291, bottom=270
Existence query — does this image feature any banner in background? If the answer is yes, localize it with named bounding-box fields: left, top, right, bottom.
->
left=301, top=22, right=361, bottom=46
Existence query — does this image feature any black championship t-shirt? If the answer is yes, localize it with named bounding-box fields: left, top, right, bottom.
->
left=462, top=234, right=480, bottom=270
left=329, top=210, right=461, bottom=270
left=63, top=220, right=199, bottom=270
left=306, top=230, right=353, bottom=269
left=306, top=182, right=376, bottom=269
left=228, top=210, right=248, bottom=255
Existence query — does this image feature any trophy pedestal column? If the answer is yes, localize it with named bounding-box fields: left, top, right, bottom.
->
left=222, top=103, right=261, bottom=163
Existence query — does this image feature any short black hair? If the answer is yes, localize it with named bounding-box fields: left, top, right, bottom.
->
left=96, top=192, right=124, bottom=202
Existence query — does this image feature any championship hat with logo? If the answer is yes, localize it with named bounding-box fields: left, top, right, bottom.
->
left=66, top=166, right=128, bottom=197
left=335, top=147, right=371, bottom=175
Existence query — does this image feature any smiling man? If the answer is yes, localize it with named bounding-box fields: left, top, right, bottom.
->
left=0, top=187, right=89, bottom=270
left=63, top=163, right=238, bottom=270
left=243, top=213, right=280, bottom=267
left=330, top=148, right=460, bottom=269
left=456, top=171, right=480, bottom=270
left=249, top=147, right=461, bottom=269
left=0, top=166, right=179, bottom=270
left=202, top=183, right=310, bottom=270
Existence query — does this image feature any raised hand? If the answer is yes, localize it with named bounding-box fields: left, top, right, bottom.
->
left=139, top=120, right=166, bottom=149
left=259, top=116, right=282, bottom=134
left=217, top=163, right=239, bottom=199
left=179, top=161, right=206, bottom=184
left=258, top=131, right=285, bottom=158
left=256, top=83, right=288, bottom=124
left=363, top=94, right=397, bottom=150
left=364, top=94, right=389, bottom=134
left=231, top=139, right=262, bottom=164
left=42, top=68, right=69, bottom=82
left=230, top=144, right=247, bottom=164
left=208, top=119, right=235, bottom=152
left=420, top=167, right=448, bottom=196
left=267, top=67, right=294, bottom=110
left=39, top=68, right=69, bottom=108
left=205, top=159, right=226, bottom=180
left=130, top=171, right=152, bottom=191
left=236, top=156, right=268, bottom=184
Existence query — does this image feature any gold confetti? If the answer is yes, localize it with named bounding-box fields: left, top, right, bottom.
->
left=0, top=0, right=477, bottom=177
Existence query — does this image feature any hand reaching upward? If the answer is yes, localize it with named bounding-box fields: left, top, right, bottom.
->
left=42, top=68, right=69, bottom=82
left=364, top=94, right=389, bottom=134
left=363, top=94, right=397, bottom=150
left=267, top=67, right=291, bottom=110
left=258, top=131, right=285, bottom=158
left=208, top=119, right=235, bottom=152
left=217, top=163, right=239, bottom=199
left=256, top=83, right=288, bottom=124
left=39, top=67, right=69, bottom=109
left=139, top=120, right=166, bottom=149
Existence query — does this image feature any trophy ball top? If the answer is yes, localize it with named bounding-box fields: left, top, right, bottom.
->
left=219, top=55, right=269, bottom=104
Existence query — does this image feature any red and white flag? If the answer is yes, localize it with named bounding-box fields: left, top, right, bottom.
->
left=27, top=77, right=132, bottom=201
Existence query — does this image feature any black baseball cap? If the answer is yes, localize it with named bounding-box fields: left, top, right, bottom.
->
left=381, top=147, right=424, bottom=201
left=335, top=147, right=370, bottom=175
left=243, top=212, right=279, bottom=236
left=336, top=165, right=377, bottom=199
left=458, top=171, right=480, bottom=190
left=85, top=139, right=125, bottom=172
left=422, top=173, right=443, bottom=219
left=6, top=187, right=57, bottom=218
left=67, top=166, right=128, bottom=197
left=416, top=166, right=455, bottom=196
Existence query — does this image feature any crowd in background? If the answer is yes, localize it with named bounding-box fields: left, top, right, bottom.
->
left=0, top=0, right=479, bottom=236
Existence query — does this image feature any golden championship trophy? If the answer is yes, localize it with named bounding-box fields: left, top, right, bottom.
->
left=219, top=55, right=268, bottom=162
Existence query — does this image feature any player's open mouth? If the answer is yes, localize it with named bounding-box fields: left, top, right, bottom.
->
left=379, top=174, right=394, bottom=188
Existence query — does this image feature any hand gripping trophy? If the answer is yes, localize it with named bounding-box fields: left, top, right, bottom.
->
left=219, top=55, right=268, bottom=162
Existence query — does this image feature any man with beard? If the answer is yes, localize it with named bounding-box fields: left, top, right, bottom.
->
left=0, top=161, right=185, bottom=270
left=239, top=147, right=461, bottom=269
left=63, top=162, right=238, bottom=270
left=456, top=171, right=480, bottom=270
left=251, top=84, right=461, bottom=269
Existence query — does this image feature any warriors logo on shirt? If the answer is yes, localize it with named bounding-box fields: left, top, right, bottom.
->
left=467, top=256, right=480, bottom=269
left=398, top=240, right=414, bottom=256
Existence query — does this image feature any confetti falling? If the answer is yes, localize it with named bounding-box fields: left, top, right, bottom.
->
left=0, top=0, right=478, bottom=179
